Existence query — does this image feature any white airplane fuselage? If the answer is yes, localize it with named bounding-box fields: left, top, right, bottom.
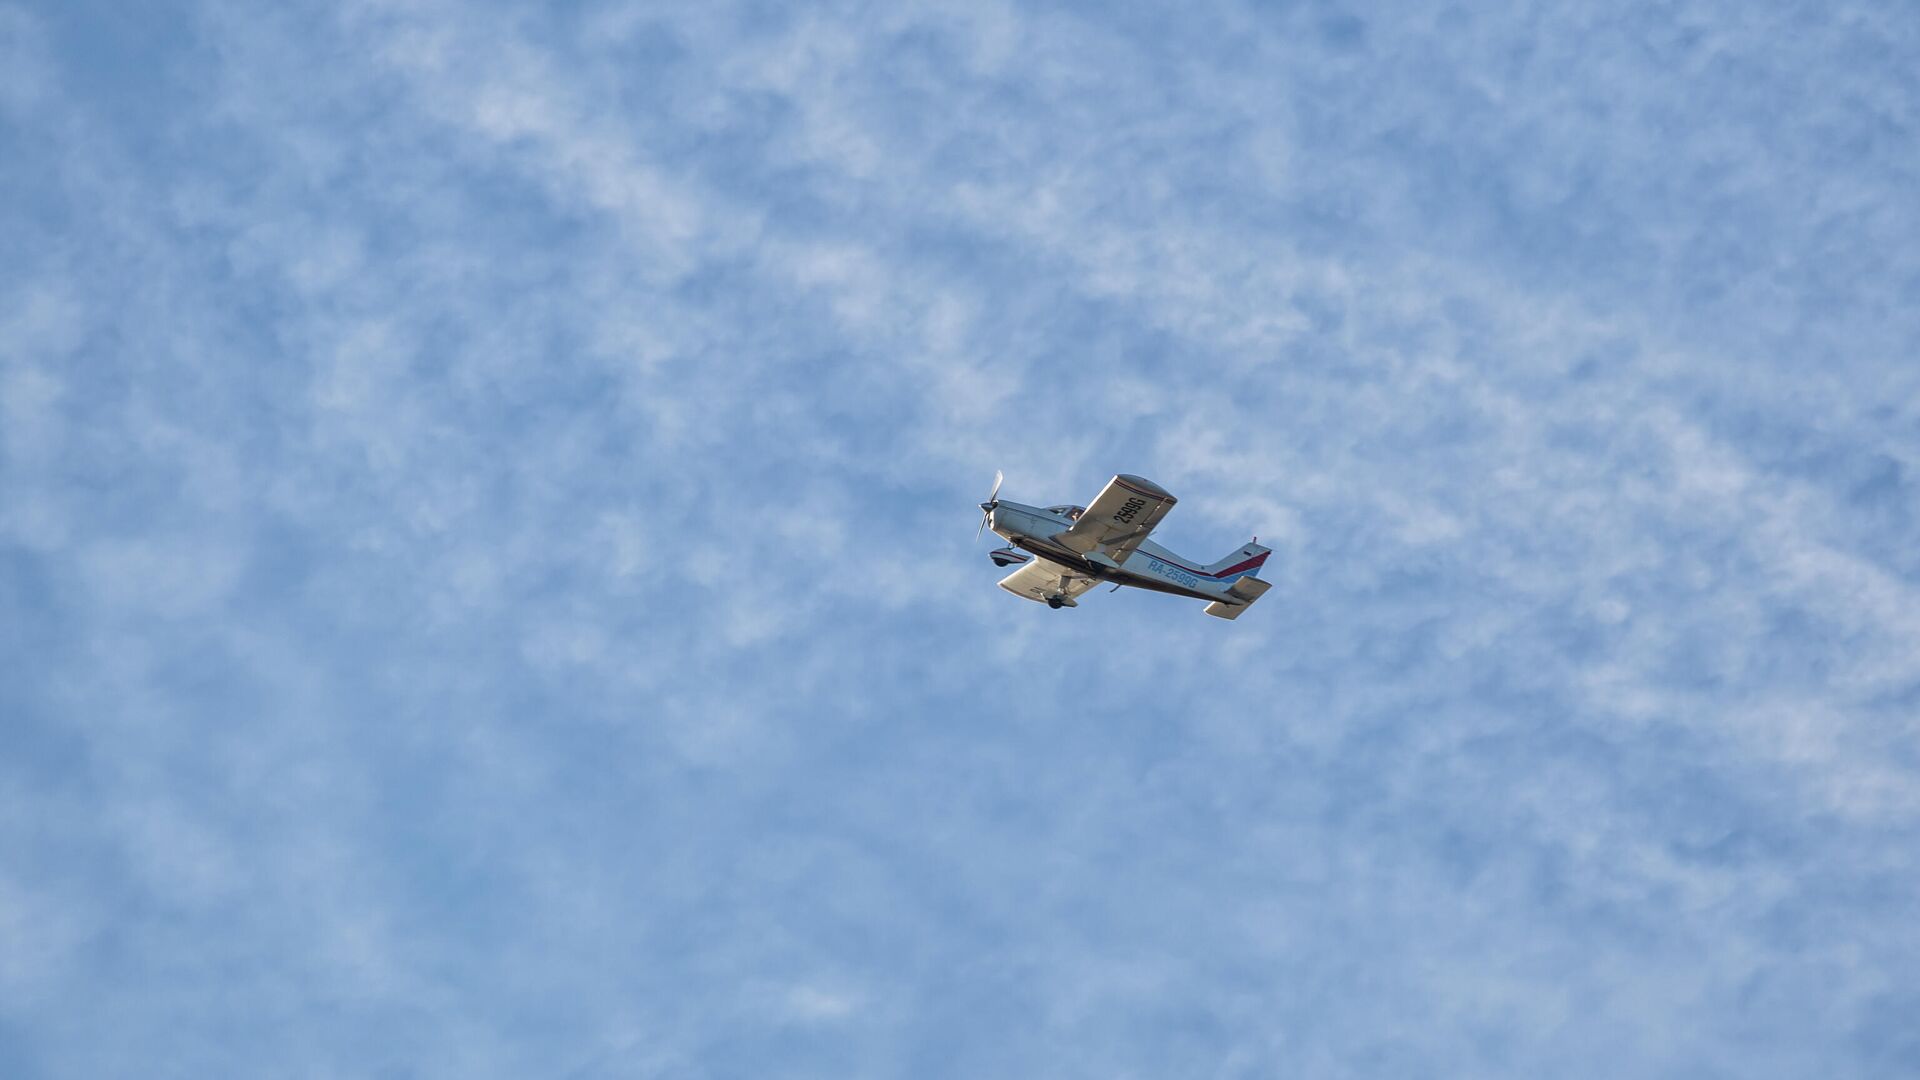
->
left=987, top=500, right=1245, bottom=603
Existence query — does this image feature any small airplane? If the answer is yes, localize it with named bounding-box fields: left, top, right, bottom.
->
left=975, top=471, right=1273, bottom=619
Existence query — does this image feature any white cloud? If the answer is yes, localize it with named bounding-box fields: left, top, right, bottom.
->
left=5, top=1, right=1918, bottom=1076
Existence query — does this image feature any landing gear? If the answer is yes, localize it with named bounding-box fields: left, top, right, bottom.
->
left=1047, top=597, right=1065, bottom=609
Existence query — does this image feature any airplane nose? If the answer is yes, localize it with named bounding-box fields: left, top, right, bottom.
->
left=976, top=501, right=1002, bottom=543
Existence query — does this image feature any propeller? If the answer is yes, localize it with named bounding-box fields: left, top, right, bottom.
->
left=976, top=469, right=1004, bottom=542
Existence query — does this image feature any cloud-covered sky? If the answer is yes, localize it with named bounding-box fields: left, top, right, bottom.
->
left=4, top=1, right=1919, bottom=1075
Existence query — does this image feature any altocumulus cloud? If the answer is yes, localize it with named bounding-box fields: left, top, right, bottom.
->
left=2, top=1, right=1918, bottom=1077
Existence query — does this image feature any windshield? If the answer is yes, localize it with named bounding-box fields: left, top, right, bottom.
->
left=1046, top=505, right=1086, bottom=521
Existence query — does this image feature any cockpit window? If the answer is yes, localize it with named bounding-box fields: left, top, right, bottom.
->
left=1046, top=505, right=1087, bottom=521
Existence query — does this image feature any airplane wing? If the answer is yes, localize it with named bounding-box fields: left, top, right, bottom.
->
left=997, top=557, right=1103, bottom=606
left=1054, top=474, right=1178, bottom=566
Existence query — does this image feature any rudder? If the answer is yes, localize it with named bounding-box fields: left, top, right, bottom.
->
left=1203, top=540, right=1270, bottom=582
left=1202, top=541, right=1272, bottom=620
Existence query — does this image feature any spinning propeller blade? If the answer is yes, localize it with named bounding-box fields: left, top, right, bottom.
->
left=976, top=470, right=1004, bottom=542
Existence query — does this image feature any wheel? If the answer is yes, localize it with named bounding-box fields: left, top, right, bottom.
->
left=1047, top=597, right=1064, bottom=609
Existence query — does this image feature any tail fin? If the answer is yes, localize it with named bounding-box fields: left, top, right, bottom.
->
left=1202, top=540, right=1273, bottom=620
left=1203, top=541, right=1270, bottom=583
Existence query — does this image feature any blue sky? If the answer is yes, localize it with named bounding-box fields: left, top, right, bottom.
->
left=4, top=1, right=1919, bottom=1075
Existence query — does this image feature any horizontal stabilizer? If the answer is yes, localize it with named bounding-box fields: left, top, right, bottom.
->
left=1227, top=576, right=1271, bottom=603
left=1205, top=575, right=1273, bottom=620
